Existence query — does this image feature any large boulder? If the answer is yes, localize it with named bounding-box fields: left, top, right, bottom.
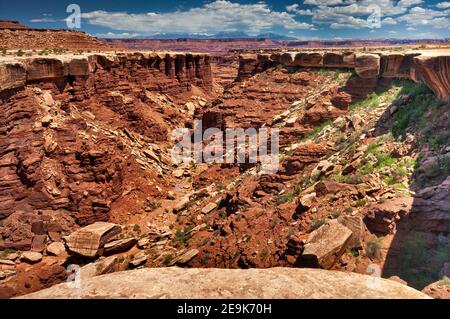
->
left=337, top=215, right=367, bottom=249
left=18, top=267, right=430, bottom=299
left=363, top=197, right=413, bottom=235
left=64, top=222, right=122, bottom=258
left=299, top=220, right=352, bottom=269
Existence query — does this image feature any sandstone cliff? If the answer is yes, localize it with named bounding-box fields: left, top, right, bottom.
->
left=0, top=52, right=212, bottom=251
left=236, top=51, right=450, bottom=102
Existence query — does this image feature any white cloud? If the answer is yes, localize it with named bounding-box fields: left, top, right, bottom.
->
left=382, top=17, right=397, bottom=25
left=397, top=0, right=423, bottom=7
left=30, top=18, right=57, bottom=23
left=286, top=3, right=313, bottom=15
left=94, top=32, right=141, bottom=38
left=289, top=0, right=449, bottom=30
left=304, top=0, right=346, bottom=5
left=81, top=1, right=313, bottom=35
left=436, top=2, right=450, bottom=9
left=398, top=6, right=450, bottom=28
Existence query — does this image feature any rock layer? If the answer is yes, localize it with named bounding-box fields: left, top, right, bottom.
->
left=237, top=51, right=450, bottom=101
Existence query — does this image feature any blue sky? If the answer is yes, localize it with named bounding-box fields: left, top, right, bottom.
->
left=1, top=0, right=449, bottom=39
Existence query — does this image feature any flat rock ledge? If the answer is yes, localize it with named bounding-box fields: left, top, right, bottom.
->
left=18, top=267, right=430, bottom=299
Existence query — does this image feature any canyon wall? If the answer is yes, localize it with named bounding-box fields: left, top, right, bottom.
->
left=237, top=51, right=450, bottom=102
left=0, top=52, right=212, bottom=250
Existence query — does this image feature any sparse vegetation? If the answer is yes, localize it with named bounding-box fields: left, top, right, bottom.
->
left=308, top=219, right=325, bottom=232
left=16, top=49, right=25, bottom=57
left=366, top=236, right=383, bottom=260
left=173, top=226, right=193, bottom=245
left=303, top=119, right=333, bottom=140
left=0, top=248, right=16, bottom=259
left=349, top=92, right=379, bottom=110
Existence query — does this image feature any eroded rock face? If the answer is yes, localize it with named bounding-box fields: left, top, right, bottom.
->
left=411, top=55, right=450, bottom=101
left=0, top=52, right=213, bottom=250
left=18, top=267, right=430, bottom=299
left=355, top=54, right=380, bottom=79
left=237, top=51, right=450, bottom=102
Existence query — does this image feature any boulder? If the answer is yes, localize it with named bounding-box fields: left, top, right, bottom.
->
left=64, top=222, right=122, bottom=258
left=20, top=251, right=43, bottom=263
left=19, top=267, right=430, bottom=299
left=170, top=249, right=199, bottom=266
left=200, top=202, right=217, bottom=214
left=422, top=280, right=450, bottom=299
left=78, top=256, right=119, bottom=279
left=299, top=220, right=352, bottom=269
left=363, top=197, right=413, bottom=234
left=46, top=242, right=66, bottom=256
left=172, top=195, right=191, bottom=213
left=297, top=192, right=316, bottom=211
left=103, top=237, right=137, bottom=255
left=314, top=180, right=356, bottom=197
left=337, top=215, right=367, bottom=249
left=129, top=252, right=148, bottom=267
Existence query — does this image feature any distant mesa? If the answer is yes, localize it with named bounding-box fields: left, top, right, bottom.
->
left=0, top=20, right=28, bottom=30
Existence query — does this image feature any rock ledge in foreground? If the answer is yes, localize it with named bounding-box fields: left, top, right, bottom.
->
left=19, top=267, right=430, bottom=299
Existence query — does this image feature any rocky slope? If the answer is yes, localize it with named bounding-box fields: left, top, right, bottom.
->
left=0, top=21, right=111, bottom=50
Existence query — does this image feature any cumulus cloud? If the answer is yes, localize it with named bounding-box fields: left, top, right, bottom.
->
left=81, top=0, right=312, bottom=35
left=290, top=0, right=448, bottom=30
left=436, top=2, right=450, bottom=9
left=398, top=6, right=450, bottom=28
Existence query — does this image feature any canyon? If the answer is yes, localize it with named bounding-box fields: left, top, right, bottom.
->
left=0, top=24, right=449, bottom=299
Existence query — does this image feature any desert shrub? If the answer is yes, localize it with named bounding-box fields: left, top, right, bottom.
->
left=308, top=219, right=325, bottom=232
left=260, top=248, right=270, bottom=260
left=366, top=236, right=383, bottom=260
left=173, top=226, right=193, bottom=245
left=16, top=49, right=25, bottom=57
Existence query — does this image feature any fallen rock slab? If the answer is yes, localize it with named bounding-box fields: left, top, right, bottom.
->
left=18, top=267, right=430, bottom=299
left=103, top=237, right=137, bottom=255
left=64, top=222, right=122, bottom=258
left=299, top=220, right=352, bottom=269
left=20, top=251, right=43, bottom=263
left=46, top=242, right=66, bottom=256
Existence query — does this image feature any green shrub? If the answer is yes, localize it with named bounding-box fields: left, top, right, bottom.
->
left=366, top=236, right=383, bottom=260
left=308, top=219, right=325, bottom=232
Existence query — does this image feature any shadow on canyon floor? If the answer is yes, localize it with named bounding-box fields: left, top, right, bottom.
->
left=372, top=81, right=450, bottom=289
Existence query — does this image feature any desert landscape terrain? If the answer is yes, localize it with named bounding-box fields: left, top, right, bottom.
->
left=0, top=18, right=449, bottom=300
